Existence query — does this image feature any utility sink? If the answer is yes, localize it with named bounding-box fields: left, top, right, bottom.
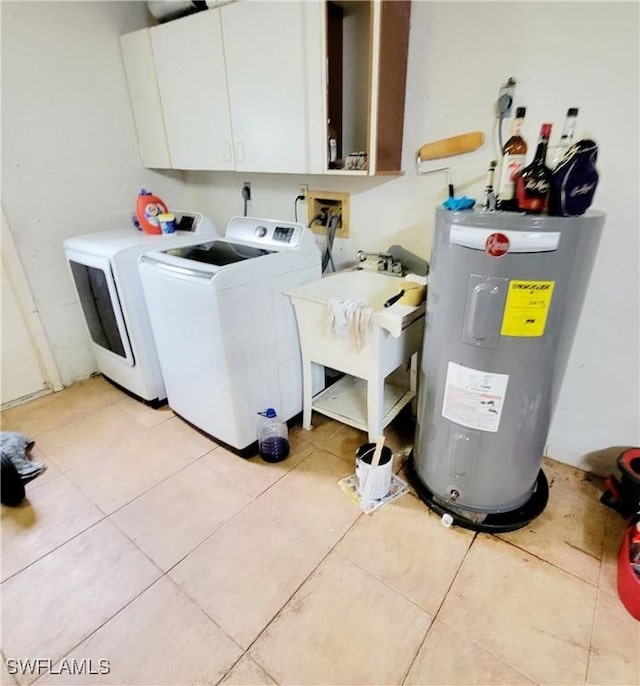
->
left=285, top=269, right=425, bottom=338
left=285, top=269, right=426, bottom=441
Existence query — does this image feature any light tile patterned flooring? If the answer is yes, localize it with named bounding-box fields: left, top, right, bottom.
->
left=1, top=376, right=637, bottom=686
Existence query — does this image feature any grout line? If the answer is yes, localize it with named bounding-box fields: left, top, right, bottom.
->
left=29, top=573, right=166, bottom=685
left=490, top=533, right=604, bottom=589
left=584, top=587, right=602, bottom=684
left=398, top=531, right=478, bottom=685
left=187, top=513, right=366, bottom=686
left=429, top=615, right=541, bottom=686
left=27, top=408, right=175, bottom=480
left=330, top=546, right=435, bottom=617
left=103, top=446, right=228, bottom=517
left=160, top=449, right=319, bottom=576
left=0, top=511, right=110, bottom=585
left=241, top=514, right=364, bottom=653
left=0, top=648, right=20, bottom=686
left=66, top=436, right=222, bottom=521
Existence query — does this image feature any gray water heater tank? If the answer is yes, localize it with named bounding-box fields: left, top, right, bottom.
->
left=410, top=207, right=605, bottom=531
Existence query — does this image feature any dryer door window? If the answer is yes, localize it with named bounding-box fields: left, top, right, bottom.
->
left=69, top=260, right=132, bottom=361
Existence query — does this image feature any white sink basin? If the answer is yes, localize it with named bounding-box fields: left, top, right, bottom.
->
left=285, top=269, right=425, bottom=337
left=287, top=269, right=403, bottom=308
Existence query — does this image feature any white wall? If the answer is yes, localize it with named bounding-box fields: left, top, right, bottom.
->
left=1, top=1, right=188, bottom=386
left=183, top=0, right=640, bottom=472
left=1, top=1, right=637, bottom=472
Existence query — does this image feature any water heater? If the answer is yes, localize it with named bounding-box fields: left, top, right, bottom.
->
left=409, top=207, right=605, bottom=531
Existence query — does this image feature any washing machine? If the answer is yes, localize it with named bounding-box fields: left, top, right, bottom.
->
left=64, top=212, right=218, bottom=404
left=138, top=215, right=322, bottom=449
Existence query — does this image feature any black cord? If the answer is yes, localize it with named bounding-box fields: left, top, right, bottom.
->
left=308, top=212, right=323, bottom=228
left=241, top=184, right=251, bottom=217
left=327, top=221, right=337, bottom=272
left=322, top=213, right=340, bottom=273
left=294, top=195, right=305, bottom=222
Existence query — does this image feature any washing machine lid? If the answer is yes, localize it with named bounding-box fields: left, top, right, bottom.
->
left=164, top=240, right=273, bottom=266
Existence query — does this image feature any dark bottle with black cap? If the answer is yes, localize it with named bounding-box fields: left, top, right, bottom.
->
left=515, top=123, right=553, bottom=214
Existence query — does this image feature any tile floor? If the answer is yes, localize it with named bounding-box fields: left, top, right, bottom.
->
left=1, top=376, right=638, bottom=686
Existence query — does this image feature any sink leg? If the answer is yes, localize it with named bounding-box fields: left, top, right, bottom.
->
left=302, top=359, right=313, bottom=431
left=367, top=375, right=385, bottom=442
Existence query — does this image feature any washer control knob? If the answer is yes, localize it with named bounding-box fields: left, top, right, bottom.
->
left=255, top=225, right=268, bottom=238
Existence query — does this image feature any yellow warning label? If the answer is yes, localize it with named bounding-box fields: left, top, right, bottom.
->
left=501, top=280, right=555, bottom=337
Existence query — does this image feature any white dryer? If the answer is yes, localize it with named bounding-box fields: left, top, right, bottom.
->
left=64, top=212, right=218, bottom=404
left=138, top=216, right=321, bottom=450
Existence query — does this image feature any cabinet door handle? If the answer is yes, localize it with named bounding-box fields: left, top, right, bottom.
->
left=223, top=141, right=233, bottom=162
left=235, top=142, right=245, bottom=163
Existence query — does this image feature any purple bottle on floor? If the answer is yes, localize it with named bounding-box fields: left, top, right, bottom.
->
left=257, top=408, right=290, bottom=463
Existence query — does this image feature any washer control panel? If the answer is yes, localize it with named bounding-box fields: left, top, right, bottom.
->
left=227, top=216, right=305, bottom=249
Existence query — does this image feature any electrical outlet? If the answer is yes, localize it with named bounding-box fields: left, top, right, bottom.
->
left=298, top=184, right=309, bottom=198
left=497, top=77, right=516, bottom=118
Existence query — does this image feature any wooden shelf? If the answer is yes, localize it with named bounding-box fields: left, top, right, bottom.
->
left=324, top=1, right=411, bottom=176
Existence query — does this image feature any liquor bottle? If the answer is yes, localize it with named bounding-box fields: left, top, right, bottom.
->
left=547, top=107, right=579, bottom=169
left=496, top=107, right=527, bottom=211
left=481, top=160, right=498, bottom=212
left=515, top=123, right=553, bottom=214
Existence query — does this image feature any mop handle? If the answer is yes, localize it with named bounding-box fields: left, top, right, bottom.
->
left=361, top=436, right=386, bottom=511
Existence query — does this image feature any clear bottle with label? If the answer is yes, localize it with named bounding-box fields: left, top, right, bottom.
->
left=547, top=107, right=579, bottom=170
left=327, top=119, right=338, bottom=169
left=481, top=159, right=498, bottom=212
left=256, top=408, right=290, bottom=463
left=497, top=107, right=528, bottom=211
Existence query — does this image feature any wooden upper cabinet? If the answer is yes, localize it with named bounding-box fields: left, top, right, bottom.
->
left=373, top=1, right=411, bottom=173
left=324, top=0, right=411, bottom=175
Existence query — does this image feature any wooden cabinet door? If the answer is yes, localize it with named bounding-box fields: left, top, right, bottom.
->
left=221, top=2, right=324, bottom=174
left=150, top=10, right=234, bottom=170
left=120, top=28, right=172, bottom=169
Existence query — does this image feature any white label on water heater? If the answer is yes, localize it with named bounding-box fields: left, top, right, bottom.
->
left=442, top=362, right=509, bottom=432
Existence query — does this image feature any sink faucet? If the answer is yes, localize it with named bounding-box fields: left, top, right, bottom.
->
left=357, top=251, right=403, bottom=276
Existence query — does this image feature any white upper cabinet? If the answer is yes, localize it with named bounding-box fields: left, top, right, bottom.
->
left=120, top=28, right=172, bottom=168
left=150, top=10, right=234, bottom=170
left=121, top=3, right=324, bottom=173
left=220, top=1, right=324, bottom=174
left=119, top=1, right=409, bottom=175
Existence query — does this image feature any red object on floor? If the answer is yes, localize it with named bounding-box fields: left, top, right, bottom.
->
left=617, top=517, right=640, bottom=621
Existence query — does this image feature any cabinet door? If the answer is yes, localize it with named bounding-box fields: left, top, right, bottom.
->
left=150, top=10, right=234, bottom=170
left=120, top=29, right=172, bottom=168
left=221, top=2, right=324, bottom=174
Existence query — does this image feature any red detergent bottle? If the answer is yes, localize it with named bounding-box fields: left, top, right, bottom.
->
left=136, top=189, right=168, bottom=235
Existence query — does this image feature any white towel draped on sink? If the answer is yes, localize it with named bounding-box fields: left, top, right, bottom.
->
left=326, top=298, right=374, bottom=352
